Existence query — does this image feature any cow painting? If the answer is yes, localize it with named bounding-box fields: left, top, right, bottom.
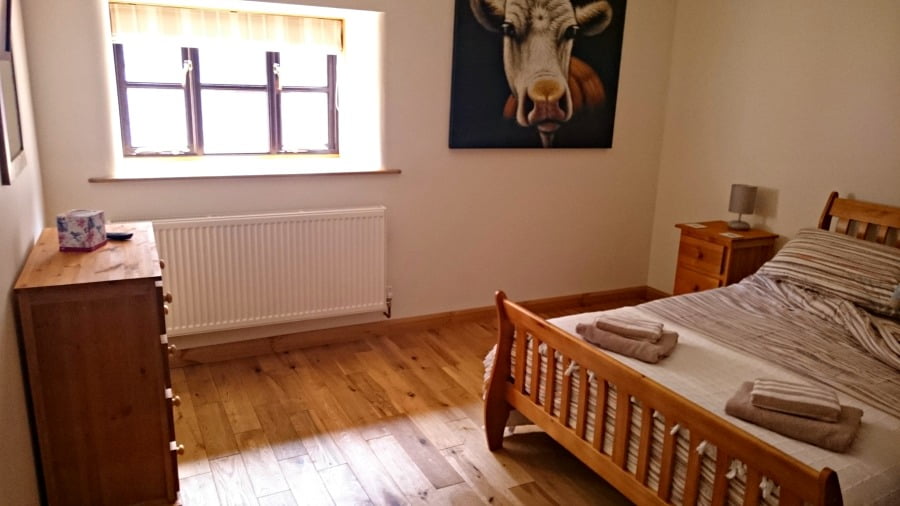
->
left=449, top=0, right=626, bottom=149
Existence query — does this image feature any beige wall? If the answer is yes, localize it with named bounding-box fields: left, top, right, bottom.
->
left=647, top=0, right=900, bottom=291
left=0, top=1, right=44, bottom=503
left=22, top=0, right=677, bottom=329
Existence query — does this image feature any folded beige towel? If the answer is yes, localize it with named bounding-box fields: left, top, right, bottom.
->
left=593, top=316, right=664, bottom=343
left=726, top=381, right=863, bottom=453
left=750, top=378, right=841, bottom=422
left=575, top=323, right=678, bottom=363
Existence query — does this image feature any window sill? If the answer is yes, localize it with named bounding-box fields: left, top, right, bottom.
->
left=89, top=168, right=400, bottom=183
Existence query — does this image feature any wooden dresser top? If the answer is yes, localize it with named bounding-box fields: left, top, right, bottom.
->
left=15, top=221, right=162, bottom=290
left=676, top=221, right=778, bottom=246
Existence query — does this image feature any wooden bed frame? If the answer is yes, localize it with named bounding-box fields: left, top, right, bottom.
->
left=484, top=192, right=900, bottom=506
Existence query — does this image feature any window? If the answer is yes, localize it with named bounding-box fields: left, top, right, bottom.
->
left=109, top=2, right=342, bottom=158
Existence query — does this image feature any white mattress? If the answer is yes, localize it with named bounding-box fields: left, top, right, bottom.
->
left=546, top=306, right=900, bottom=506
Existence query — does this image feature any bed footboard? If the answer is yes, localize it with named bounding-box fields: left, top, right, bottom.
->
left=484, top=291, right=843, bottom=506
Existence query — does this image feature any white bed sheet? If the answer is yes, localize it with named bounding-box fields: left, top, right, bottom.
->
left=546, top=306, right=900, bottom=506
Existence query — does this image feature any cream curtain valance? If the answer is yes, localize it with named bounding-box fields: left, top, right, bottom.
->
left=109, top=2, right=343, bottom=52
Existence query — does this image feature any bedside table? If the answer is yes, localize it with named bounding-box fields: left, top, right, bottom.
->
left=673, top=221, right=778, bottom=295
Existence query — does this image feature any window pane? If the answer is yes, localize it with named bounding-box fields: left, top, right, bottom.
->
left=127, top=88, right=188, bottom=152
left=278, top=52, right=328, bottom=87
left=201, top=90, right=269, bottom=153
left=123, top=44, right=183, bottom=84
left=281, top=92, right=329, bottom=151
left=199, top=46, right=267, bottom=85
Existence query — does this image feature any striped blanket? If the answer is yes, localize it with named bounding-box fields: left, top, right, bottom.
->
left=641, top=274, right=900, bottom=419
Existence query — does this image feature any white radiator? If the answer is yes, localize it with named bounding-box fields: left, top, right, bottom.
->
left=153, top=206, right=386, bottom=336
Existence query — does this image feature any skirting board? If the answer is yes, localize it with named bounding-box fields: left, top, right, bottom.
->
left=169, top=286, right=668, bottom=367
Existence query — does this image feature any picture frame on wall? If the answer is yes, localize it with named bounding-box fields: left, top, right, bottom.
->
left=0, top=0, right=8, bottom=57
left=449, top=0, right=627, bottom=149
left=0, top=0, right=25, bottom=186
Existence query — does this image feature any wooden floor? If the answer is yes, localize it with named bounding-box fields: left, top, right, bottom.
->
left=173, top=305, right=634, bottom=505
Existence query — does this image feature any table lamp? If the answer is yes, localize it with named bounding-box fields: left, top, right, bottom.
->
left=728, top=184, right=757, bottom=230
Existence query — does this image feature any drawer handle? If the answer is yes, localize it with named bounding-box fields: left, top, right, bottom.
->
left=163, top=292, right=174, bottom=303
left=167, top=344, right=177, bottom=355
left=171, top=395, right=182, bottom=407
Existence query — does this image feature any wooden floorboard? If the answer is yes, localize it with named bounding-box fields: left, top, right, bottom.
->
left=174, top=301, right=635, bottom=505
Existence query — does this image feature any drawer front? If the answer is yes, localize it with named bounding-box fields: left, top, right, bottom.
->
left=674, top=267, right=721, bottom=295
left=677, top=236, right=725, bottom=276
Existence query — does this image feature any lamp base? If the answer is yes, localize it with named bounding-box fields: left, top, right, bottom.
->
left=728, top=219, right=751, bottom=231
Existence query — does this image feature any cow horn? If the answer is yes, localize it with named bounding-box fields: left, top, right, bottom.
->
left=469, top=0, right=505, bottom=32
left=575, top=1, right=613, bottom=36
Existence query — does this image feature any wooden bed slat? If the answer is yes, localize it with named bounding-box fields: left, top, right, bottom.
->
left=856, top=222, right=869, bottom=240
left=710, top=450, right=730, bottom=506
left=575, top=368, right=590, bottom=439
left=612, top=389, right=632, bottom=468
left=529, top=335, right=541, bottom=403
left=514, top=326, right=527, bottom=395
left=743, top=468, right=761, bottom=506
left=682, top=433, right=703, bottom=505
left=836, top=219, right=849, bottom=235
left=635, top=406, right=655, bottom=485
left=544, top=345, right=557, bottom=414
left=876, top=224, right=889, bottom=244
left=592, top=380, right=608, bottom=452
left=559, top=358, right=573, bottom=427
left=657, top=418, right=677, bottom=502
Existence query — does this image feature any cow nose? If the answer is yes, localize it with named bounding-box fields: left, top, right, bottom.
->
left=526, top=78, right=567, bottom=126
left=528, top=78, right=565, bottom=104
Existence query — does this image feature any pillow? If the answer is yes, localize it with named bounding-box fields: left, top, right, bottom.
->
left=757, top=228, right=900, bottom=318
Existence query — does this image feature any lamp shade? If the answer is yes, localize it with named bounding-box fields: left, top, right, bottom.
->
left=728, top=184, right=757, bottom=215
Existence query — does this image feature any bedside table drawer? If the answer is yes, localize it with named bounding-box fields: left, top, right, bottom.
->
left=673, top=268, right=721, bottom=295
left=677, top=236, right=725, bottom=275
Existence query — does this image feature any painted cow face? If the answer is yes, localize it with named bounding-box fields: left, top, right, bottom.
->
left=470, top=0, right=613, bottom=146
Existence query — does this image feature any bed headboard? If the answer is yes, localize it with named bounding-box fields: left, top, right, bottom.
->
left=818, top=191, right=900, bottom=248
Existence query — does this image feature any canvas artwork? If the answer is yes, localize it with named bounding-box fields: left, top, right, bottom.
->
left=449, top=0, right=627, bottom=149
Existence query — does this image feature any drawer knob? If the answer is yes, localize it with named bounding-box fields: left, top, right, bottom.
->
left=163, top=292, right=174, bottom=303
left=696, top=251, right=704, bottom=260
left=174, top=443, right=185, bottom=455
left=159, top=259, right=166, bottom=269
left=168, top=344, right=177, bottom=355
left=171, top=395, right=182, bottom=407
left=163, top=304, right=170, bottom=315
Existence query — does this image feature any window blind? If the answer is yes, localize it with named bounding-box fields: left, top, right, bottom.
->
left=109, top=2, right=343, bottom=52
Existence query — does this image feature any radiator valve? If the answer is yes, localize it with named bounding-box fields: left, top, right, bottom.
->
left=383, top=286, right=393, bottom=318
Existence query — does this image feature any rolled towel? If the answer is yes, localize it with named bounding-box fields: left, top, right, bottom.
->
left=575, top=323, right=678, bottom=363
left=726, top=381, right=862, bottom=453
left=750, top=378, right=841, bottom=422
left=593, top=316, right=664, bottom=343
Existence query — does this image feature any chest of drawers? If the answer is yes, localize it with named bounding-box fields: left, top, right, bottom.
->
left=14, top=222, right=179, bottom=505
left=673, top=221, right=777, bottom=295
